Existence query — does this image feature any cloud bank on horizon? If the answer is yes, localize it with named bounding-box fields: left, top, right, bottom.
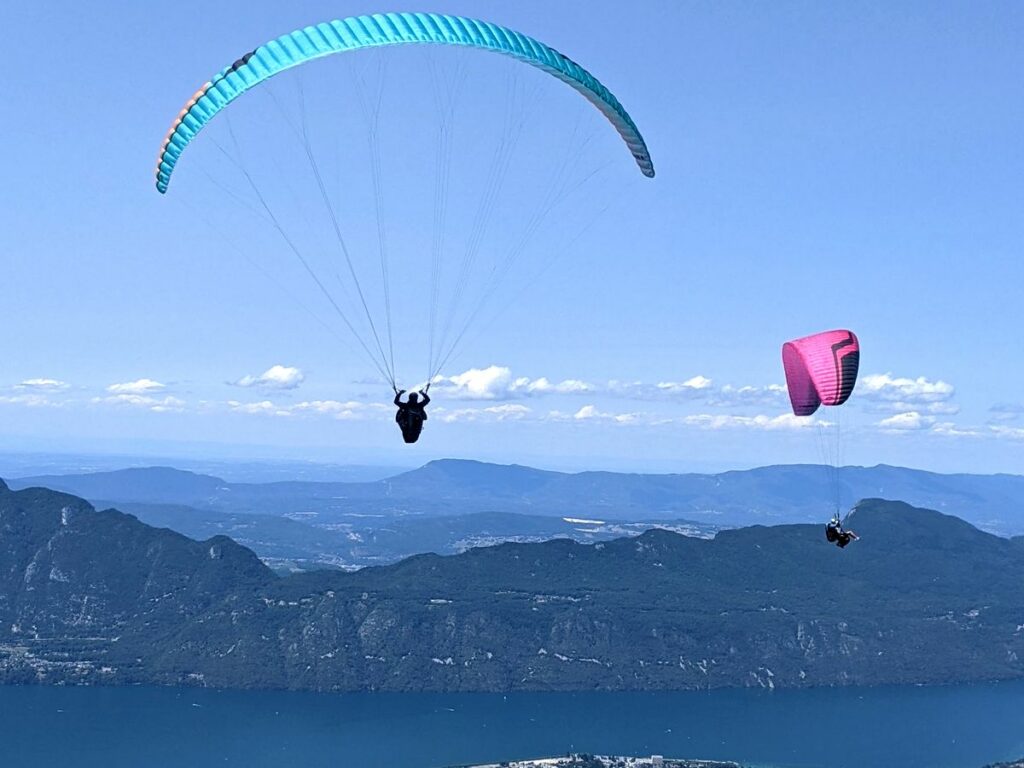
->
left=2, top=362, right=1019, bottom=451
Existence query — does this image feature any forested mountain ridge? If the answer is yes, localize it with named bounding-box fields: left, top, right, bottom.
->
left=1, top=479, right=1022, bottom=692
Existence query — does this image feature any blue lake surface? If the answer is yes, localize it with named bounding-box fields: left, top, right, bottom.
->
left=1, top=681, right=1023, bottom=768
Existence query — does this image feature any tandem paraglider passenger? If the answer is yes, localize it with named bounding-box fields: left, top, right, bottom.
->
left=825, top=514, right=859, bottom=549
left=394, top=385, right=431, bottom=444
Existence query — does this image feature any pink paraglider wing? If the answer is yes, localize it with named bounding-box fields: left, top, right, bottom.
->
left=782, top=330, right=860, bottom=416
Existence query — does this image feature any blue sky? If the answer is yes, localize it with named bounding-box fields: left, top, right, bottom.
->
left=1, top=1, right=1022, bottom=474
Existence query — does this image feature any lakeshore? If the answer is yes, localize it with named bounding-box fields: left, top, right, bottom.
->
left=447, top=756, right=741, bottom=768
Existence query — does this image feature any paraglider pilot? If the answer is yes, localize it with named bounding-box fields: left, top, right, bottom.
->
left=394, top=384, right=430, bottom=444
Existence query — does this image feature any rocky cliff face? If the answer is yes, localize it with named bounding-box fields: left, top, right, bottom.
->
left=2, top=479, right=1022, bottom=691
left=0, top=479, right=273, bottom=684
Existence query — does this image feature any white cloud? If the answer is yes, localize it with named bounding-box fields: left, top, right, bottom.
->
left=990, top=425, right=1024, bottom=441
left=227, top=399, right=291, bottom=417
left=486, top=403, right=533, bottom=420
left=434, top=404, right=533, bottom=423
left=989, top=403, right=1024, bottom=423
left=606, top=377, right=717, bottom=401
left=224, top=398, right=388, bottom=420
left=931, top=422, right=981, bottom=438
left=656, top=375, right=713, bottom=394
left=434, top=365, right=794, bottom=413
left=435, top=402, right=640, bottom=425
left=0, top=394, right=61, bottom=408
left=521, top=377, right=592, bottom=395
left=874, top=414, right=987, bottom=439
left=434, top=366, right=512, bottom=399
left=539, top=409, right=823, bottom=430
left=234, top=365, right=305, bottom=390
left=16, top=378, right=69, bottom=391
left=148, top=403, right=184, bottom=414
left=606, top=378, right=712, bottom=403
left=107, top=378, right=166, bottom=395
left=434, top=366, right=593, bottom=401
left=93, top=394, right=185, bottom=413
left=709, top=383, right=788, bottom=407
left=292, top=400, right=388, bottom=420
left=921, top=402, right=960, bottom=415
left=572, top=405, right=639, bottom=424
left=604, top=380, right=644, bottom=398
left=876, top=411, right=936, bottom=432
left=866, top=399, right=960, bottom=416
left=293, top=399, right=362, bottom=415
left=608, top=376, right=784, bottom=406
left=860, top=374, right=954, bottom=404
left=682, top=412, right=820, bottom=431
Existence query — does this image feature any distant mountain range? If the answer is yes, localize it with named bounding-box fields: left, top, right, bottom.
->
left=10, top=458, right=1024, bottom=532
left=1, top=478, right=1022, bottom=692
left=0, top=452, right=406, bottom=484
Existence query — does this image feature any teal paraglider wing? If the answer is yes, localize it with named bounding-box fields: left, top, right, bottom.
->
left=155, top=12, right=655, bottom=193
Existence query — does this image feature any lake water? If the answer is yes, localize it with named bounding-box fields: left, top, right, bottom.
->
left=1, top=681, right=1023, bottom=768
